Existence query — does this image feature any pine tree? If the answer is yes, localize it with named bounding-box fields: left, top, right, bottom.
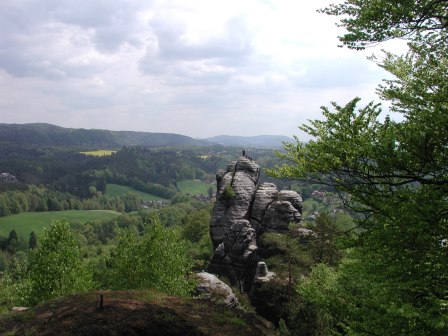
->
left=28, top=231, right=37, bottom=249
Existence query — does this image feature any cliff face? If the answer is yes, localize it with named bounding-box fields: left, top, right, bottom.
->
left=208, top=157, right=302, bottom=292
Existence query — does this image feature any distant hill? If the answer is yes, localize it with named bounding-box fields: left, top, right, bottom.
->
left=0, top=123, right=212, bottom=148
left=205, top=135, right=293, bottom=148
left=0, top=123, right=294, bottom=149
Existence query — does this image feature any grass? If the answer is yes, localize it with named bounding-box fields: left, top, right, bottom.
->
left=177, top=179, right=215, bottom=195
left=80, top=150, right=117, bottom=157
left=0, top=210, right=120, bottom=237
left=105, top=184, right=166, bottom=201
left=212, top=310, right=247, bottom=327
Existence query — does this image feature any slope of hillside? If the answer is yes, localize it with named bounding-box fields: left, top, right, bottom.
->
left=0, top=123, right=212, bottom=148
left=205, top=135, right=293, bottom=148
left=0, top=123, right=294, bottom=149
left=0, top=291, right=278, bottom=336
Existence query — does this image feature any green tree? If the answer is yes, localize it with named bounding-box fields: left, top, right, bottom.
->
left=0, top=196, right=10, bottom=217
left=14, top=192, right=29, bottom=212
left=123, top=192, right=141, bottom=212
left=0, top=250, right=29, bottom=313
left=296, top=263, right=339, bottom=335
left=35, top=197, right=48, bottom=212
left=0, top=235, right=8, bottom=250
left=270, top=1, right=448, bottom=334
left=6, top=230, right=18, bottom=254
left=171, top=193, right=190, bottom=204
left=70, top=198, right=83, bottom=210
left=7, top=197, right=21, bottom=214
left=0, top=250, right=10, bottom=271
left=221, top=184, right=235, bottom=201
left=28, top=231, right=37, bottom=249
left=106, top=214, right=192, bottom=295
left=8, top=230, right=18, bottom=244
left=181, top=208, right=213, bottom=271
left=320, top=0, right=448, bottom=50
left=181, top=209, right=211, bottom=243
left=273, top=88, right=447, bottom=335
left=47, top=197, right=62, bottom=211
left=310, top=213, right=341, bottom=266
left=27, top=220, right=92, bottom=305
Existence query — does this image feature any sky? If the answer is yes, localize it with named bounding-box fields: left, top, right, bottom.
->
left=0, top=0, right=404, bottom=139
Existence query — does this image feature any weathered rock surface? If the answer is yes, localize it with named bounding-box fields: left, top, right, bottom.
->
left=254, top=262, right=275, bottom=284
left=210, top=158, right=260, bottom=249
left=0, top=172, right=18, bottom=184
left=261, top=200, right=301, bottom=233
left=250, top=183, right=278, bottom=233
left=208, top=157, right=302, bottom=292
left=194, top=272, right=239, bottom=308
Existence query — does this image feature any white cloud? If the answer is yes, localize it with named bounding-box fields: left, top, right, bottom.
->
left=0, top=0, right=404, bottom=139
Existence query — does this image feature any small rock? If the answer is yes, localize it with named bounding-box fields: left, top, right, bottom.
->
left=254, top=262, right=275, bottom=283
left=195, top=272, right=239, bottom=308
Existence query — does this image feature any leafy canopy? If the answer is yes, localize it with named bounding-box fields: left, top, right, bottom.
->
left=106, top=214, right=193, bottom=296
left=270, top=0, right=448, bottom=334
left=320, top=0, right=448, bottom=49
left=27, top=220, right=92, bottom=305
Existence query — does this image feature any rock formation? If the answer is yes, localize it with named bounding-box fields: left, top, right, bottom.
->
left=194, top=272, right=239, bottom=308
left=0, top=172, right=18, bottom=185
left=208, top=157, right=302, bottom=292
left=254, top=262, right=275, bottom=284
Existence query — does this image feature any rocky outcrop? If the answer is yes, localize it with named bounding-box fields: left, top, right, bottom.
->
left=254, top=262, right=275, bottom=284
left=210, top=158, right=260, bottom=249
left=208, top=157, right=302, bottom=292
left=194, top=272, right=239, bottom=308
left=0, top=172, right=18, bottom=185
left=2, top=290, right=279, bottom=336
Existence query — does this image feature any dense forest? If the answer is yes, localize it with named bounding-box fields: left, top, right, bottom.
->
left=0, top=123, right=290, bottom=149
left=0, top=141, right=293, bottom=213
left=0, top=123, right=211, bottom=148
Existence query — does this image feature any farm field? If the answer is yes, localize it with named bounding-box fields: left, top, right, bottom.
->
left=80, top=149, right=117, bottom=156
left=106, top=184, right=167, bottom=201
left=0, top=210, right=120, bottom=237
left=177, top=179, right=215, bottom=195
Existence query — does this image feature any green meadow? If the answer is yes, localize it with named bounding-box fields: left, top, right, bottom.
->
left=177, top=179, right=215, bottom=195
left=105, top=184, right=166, bottom=201
left=0, top=210, right=120, bottom=237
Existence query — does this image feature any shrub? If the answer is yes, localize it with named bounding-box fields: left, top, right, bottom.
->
left=106, top=214, right=193, bottom=295
left=221, top=184, right=235, bottom=201
left=27, top=220, right=92, bottom=305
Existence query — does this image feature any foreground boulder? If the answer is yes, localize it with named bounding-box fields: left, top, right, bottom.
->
left=194, top=272, right=239, bottom=307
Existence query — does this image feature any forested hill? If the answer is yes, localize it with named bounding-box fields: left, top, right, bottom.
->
left=0, top=123, right=212, bottom=148
left=205, top=135, right=293, bottom=148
